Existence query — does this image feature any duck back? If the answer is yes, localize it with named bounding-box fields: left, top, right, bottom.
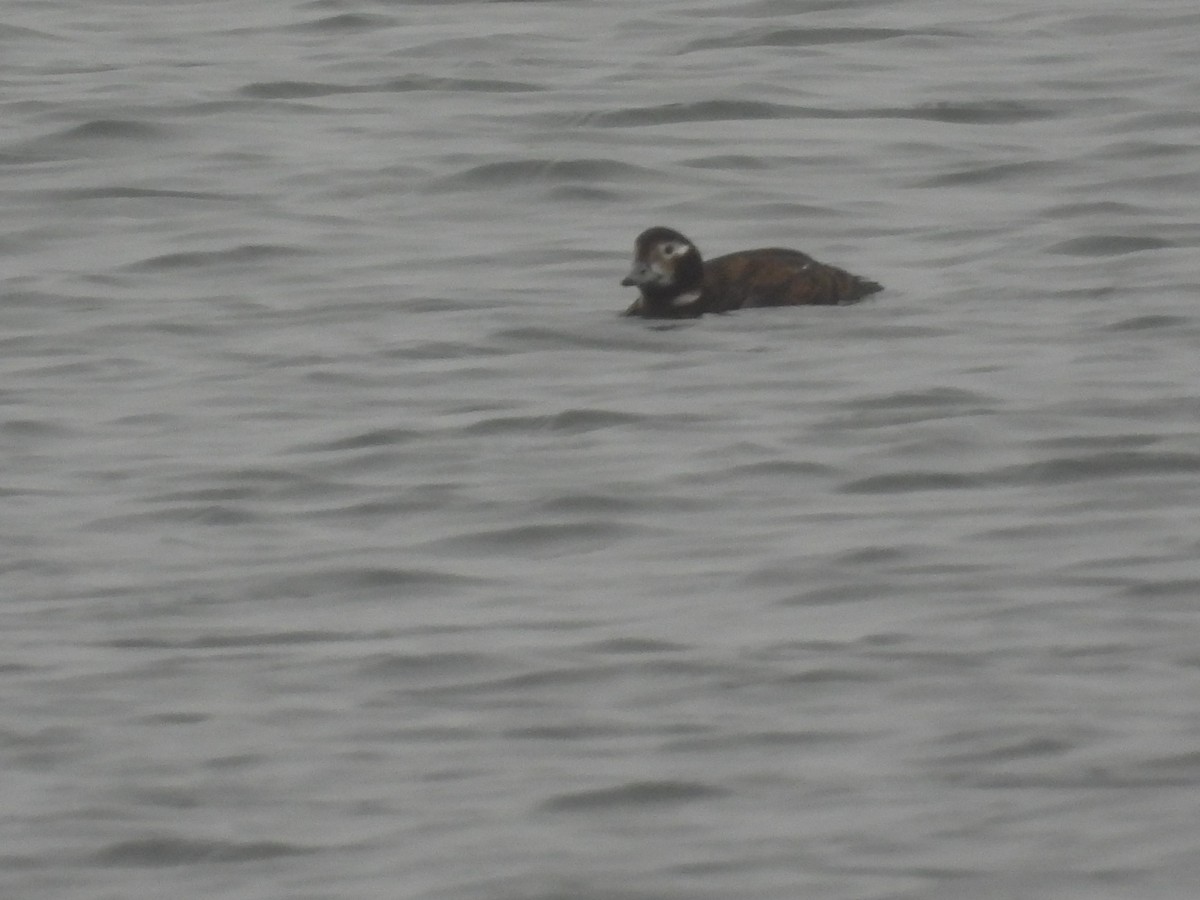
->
left=702, top=248, right=882, bottom=312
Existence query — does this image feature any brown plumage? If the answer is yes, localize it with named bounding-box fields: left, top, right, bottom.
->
left=620, top=226, right=881, bottom=319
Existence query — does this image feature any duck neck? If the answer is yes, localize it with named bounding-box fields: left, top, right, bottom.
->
left=638, top=256, right=705, bottom=317
left=638, top=285, right=704, bottom=318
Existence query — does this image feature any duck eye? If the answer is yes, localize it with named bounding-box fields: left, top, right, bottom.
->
left=661, top=242, right=680, bottom=257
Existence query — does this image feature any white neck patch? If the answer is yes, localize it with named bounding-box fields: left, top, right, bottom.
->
left=671, top=290, right=701, bottom=308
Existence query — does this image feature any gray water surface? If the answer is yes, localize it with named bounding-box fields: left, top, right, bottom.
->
left=3, top=1, right=1200, bottom=898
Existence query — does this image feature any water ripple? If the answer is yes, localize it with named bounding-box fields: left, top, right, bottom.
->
left=239, top=75, right=542, bottom=99
left=540, top=780, right=728, bottom=812
left=93, top=836, right=316, bottom=867
left=1048, top=235, right=1175, bottom=256
left=684, top=25, right=962, bottom=51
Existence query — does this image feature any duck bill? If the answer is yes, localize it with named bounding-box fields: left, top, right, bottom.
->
left=621, top=263, right=650, bottom=287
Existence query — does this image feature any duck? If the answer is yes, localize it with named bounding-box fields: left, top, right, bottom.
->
left=620, top=226, right=882, bottom=318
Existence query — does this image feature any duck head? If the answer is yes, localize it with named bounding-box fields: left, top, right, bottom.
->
left=620, top=226, right=705, bottom=313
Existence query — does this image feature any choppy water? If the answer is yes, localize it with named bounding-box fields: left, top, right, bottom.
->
left=3, top=1, right=1200, bottom=898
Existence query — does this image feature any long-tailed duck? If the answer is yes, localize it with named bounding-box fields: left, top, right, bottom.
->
left=621, top=226, right=881, bottom=318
